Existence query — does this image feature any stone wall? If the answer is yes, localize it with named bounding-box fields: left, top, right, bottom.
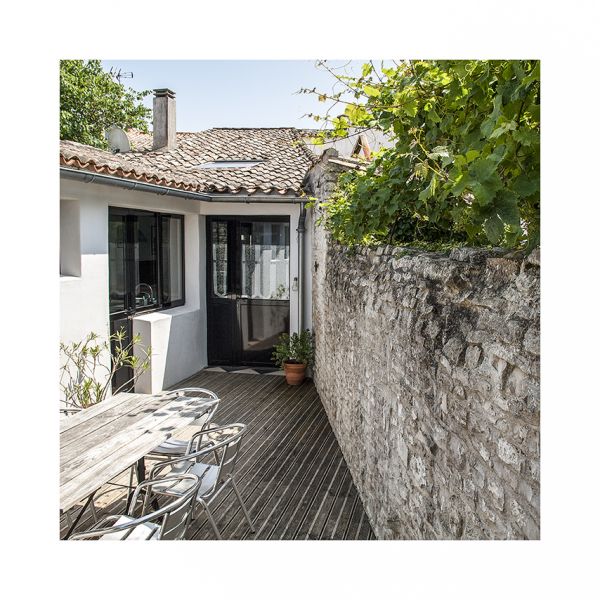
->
left=307, top=157, right=540, bottom=540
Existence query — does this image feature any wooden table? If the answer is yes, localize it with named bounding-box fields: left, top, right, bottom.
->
left=60, top=391, right=213, bottom=516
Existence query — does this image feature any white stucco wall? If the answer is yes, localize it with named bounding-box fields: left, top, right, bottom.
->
left=59, top=176, right=313, bottom=394
left=59, top=193, right=109, bottom=345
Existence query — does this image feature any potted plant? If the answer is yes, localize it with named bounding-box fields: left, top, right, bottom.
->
left=272, top=329, right=315, bottom=385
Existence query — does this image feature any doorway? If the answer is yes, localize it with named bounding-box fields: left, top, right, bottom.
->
left=207, top=216, right=291, bottom=367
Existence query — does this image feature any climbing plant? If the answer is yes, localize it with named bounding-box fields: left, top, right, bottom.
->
left=302, top=60, right=540, bottom=249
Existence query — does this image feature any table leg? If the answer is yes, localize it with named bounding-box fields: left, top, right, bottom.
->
left=136, top=457, right=146, bottom=484
left=126, top=458, right=146, bottom=508
left=62, top=492, right=96, bottom=540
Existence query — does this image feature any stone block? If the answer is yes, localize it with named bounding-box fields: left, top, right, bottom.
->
left=523, top=326, right=540, bottom=356
left=487, top=477, right=506, bottom=511
left=497, top=438, right=522, bottom=468
left=465, top=344, right=483, bottom=369
left=409, top=455, right=428, bottom=487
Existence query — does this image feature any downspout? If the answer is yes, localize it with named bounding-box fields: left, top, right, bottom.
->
left=297, top=202, right=307, bottom=332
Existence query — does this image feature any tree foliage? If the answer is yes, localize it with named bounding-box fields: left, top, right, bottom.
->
left=303, top=60, right=540, bottom=249
left=60, top=60, right=151, bottom=149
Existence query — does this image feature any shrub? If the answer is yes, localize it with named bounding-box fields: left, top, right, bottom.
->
left=60, top=328, right=151, bottom=409
left=303, top=60, right=540, bottom=250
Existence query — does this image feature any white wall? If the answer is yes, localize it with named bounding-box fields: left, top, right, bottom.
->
left=60, top=176, right=312, bottom=394
left=60, top=199, right=81, bottom=277
left=59, top=193, right=109, bottom=346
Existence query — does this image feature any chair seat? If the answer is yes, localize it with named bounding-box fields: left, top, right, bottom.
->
left=99, top=516, right=160, bottom=540
left=148, top=413, right=212, bottom=457
left=153, top=462, right=219, bottom=500
left=150, top=438, right=190, bottom=456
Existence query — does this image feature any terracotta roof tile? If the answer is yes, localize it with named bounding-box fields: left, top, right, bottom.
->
left=60, top=128, right=317, bottom=196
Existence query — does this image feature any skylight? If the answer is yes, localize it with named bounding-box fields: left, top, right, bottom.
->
left=194, top=160, right=264, bottom=170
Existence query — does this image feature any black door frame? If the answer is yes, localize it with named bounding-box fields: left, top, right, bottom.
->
left=206, top=215, right=291, bottom=367
left=108, top=206, right=185, bottom=390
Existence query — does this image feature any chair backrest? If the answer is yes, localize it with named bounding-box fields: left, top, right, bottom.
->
left=70, top=474, right=200, bottom=541
left=149, top=475, right=201, bottom=540
left=165, top=387, right=220, bottom=429
left=187, top=424, right=247, bottom=487
left=150, top=424, right=248, bottom=499
left=215, top=424, right=246, bottom=482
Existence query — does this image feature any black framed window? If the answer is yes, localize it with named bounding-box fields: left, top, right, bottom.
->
left=109, top=208, right=185, bottom=316
left=160, top=214, right=185, bottom=306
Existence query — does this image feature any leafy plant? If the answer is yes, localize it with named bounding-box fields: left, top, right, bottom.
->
left=60, top=328, right=151, bottom=410
left=272, top=329, right=315, bottom=368
left=271, top=284, right=289, bottom=300
left=60, top=60, right=151, bottom=149
left=302, top=60, right=540, bottom=250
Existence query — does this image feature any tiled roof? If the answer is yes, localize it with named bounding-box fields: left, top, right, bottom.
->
left=60, top=128, right=317, bottom=196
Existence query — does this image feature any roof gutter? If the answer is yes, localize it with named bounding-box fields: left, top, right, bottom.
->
left=60, top=167, right=310, bottom=204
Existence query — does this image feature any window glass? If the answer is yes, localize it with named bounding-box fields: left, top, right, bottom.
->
left=133, top=213, right=159, bottom=310
left=108, top=208, right=185, bottom=314
left=109, top=213, right=127, bottom=314
left=212, top=221, right=229, bottom=298
left=241, top=221, right=289, bottom=300
left=161, top=215, right=184, bottom=305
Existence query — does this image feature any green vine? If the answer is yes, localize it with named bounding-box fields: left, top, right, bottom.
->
left=303, top=60, right=540, bottom=250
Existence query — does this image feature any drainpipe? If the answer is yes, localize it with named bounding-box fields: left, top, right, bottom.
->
left=297, top=203, right=307, bottom=333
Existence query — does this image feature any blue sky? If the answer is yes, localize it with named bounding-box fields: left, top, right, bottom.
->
left=100, top=60, right=367, bottom=131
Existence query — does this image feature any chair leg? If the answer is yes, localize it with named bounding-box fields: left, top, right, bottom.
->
left=231, top=478, right=255, bottom=532
left=63, top=510, right=73, bottom=529
left=88, top=497, right=98, bottom=523
left=200, top=500, right=222, bottom=540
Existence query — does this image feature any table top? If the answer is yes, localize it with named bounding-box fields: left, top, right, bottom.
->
left=60, top=391, right=212, bottom=512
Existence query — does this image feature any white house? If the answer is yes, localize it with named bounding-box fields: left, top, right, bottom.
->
left=60, top=89, right=323, bottom=394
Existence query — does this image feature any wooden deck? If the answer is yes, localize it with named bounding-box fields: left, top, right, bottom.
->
left=60, top=370, right=375, bottom=540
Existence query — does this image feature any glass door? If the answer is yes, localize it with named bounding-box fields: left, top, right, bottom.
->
left=207, top=216, right=291, bottom=366
left=108, top=209, right=134, bottom=391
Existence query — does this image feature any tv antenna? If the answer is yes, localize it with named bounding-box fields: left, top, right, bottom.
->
left=109, top=67, right=134, bottom=84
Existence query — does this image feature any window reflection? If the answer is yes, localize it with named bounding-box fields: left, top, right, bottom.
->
left=212, top=221, right=229, bottom=298
left=241, top=221, right=289, bottom=300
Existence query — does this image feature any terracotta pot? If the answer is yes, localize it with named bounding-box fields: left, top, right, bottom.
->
left=283, top=361, right=306, bottom=385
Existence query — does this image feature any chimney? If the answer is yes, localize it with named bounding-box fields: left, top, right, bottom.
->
left=152, top=89, right=177, bottom=150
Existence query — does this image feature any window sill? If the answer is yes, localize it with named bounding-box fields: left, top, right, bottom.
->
left=60, top=274, right=81, bottom=281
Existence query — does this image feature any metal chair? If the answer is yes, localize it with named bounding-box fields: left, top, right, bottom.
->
left=146, top=388, right=221, bottom=459
left=149, top=423, right=255, bottom=540
left=69, top=473, right=200, bottom=540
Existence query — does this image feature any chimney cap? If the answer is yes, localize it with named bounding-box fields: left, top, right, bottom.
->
left=153, top=88, right=176, bottom=98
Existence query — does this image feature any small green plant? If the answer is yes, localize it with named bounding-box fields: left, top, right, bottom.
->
left=60, top=328, right=151, bottom=410
left=272, top=329, right=315, bottom=368
left=271, top=283, right=289, bottom=300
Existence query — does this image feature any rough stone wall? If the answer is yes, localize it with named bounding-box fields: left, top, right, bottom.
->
left=307, top=157, right=540, bottom=540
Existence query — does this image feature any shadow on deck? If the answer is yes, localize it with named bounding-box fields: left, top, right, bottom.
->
left=61, top=370, right=375, bottom=540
